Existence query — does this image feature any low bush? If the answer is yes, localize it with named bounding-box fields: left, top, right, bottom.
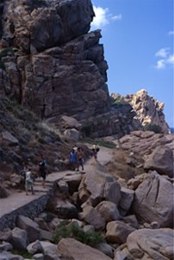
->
left=52, top=221, right=104, bottom=246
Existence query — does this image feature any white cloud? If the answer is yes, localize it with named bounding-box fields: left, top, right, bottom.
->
left=92, top=6, right=109, bottom=28
left=155, top=59, right=166, bottom=69
left=167, top=55, right=174, bottom=65
left=91, top=5, right=122, bottom=29
left=154, top=48, right=174, bottom=69
left=155, top=48, right=169, bottom=58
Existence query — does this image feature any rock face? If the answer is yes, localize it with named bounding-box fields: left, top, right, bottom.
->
left=0, top=0, right=109, bottom=121
left=0, top=0, right=142, bottom=138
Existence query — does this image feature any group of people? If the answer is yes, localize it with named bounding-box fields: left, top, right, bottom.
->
left=69, top=144, right=100, bottom=172
left=23, top=144, right=100, bottom=195
left=69, top=145, right=85, bottom=172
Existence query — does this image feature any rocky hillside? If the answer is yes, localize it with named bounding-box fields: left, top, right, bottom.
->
left=0, top=96, right=81, bottom=183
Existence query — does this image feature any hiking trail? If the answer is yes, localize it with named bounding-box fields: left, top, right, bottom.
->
left=0, top=146, right=114, bottom=230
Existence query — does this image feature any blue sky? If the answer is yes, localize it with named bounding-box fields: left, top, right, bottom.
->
left=90, top=0, right=174, bottom=128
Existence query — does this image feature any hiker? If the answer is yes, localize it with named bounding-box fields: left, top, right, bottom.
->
left=91, top=144, right=100, bottom=160
left=25, top=168, right=34, bottom=195
left=69, top=148, right=78, bottom=171
left=39, top=156, right=47, bottom=187
left=77, top=147, right=85, bottom=172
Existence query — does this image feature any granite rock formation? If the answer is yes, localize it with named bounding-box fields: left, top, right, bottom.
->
left=111, top=89, right=170, bottom=133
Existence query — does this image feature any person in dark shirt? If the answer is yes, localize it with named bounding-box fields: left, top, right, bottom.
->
left=39, top=156, right=47, bottom=187
left=77, top=147, right=85, bottom=172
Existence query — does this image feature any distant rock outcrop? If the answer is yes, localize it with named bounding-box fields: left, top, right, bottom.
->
left=111, top=89, right=169, bottom=133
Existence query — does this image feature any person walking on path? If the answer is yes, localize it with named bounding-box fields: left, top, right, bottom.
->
left=25, top=168, right=34, bottom=195
left=39, top=156, right=47, bottom=188
left=69, top=148, right=78, bottom=171
left=76, top=147, right=85, bottom=172
left=91, top=144, right=100, bottom=160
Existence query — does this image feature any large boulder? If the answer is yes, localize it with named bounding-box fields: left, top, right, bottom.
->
left=16, top=215, right=40, bottom=243
left=95, top=201, right=120, bottom=223
left=118, top=187, right=134, bottom=216
left=78, top=170, right=121, bottom=206
left=80, top=205, right=105, bottom=230
left=10, top=227, right=28, bottom=250
left=27, top=240, right=60, bottom=259
left=106, top=221, right=135, bottom=244
left=132, top=171, right=174, bottom=227
left=57, top=238, right=112, bottom=260
left=144, top=146, right=174, bottom=177
left=127, top=228, right=174, bottom=260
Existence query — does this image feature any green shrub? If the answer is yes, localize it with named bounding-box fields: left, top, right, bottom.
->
left=143, top=123, right=162, bottom=133
left=52, top=221, right=104, bottom=246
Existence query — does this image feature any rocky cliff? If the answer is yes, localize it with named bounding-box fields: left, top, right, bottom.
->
left=0, top=0, right=169, bottom=137
left=0, top=0, right=142, bottom=138
left=0, top=0, right=109, bottom=118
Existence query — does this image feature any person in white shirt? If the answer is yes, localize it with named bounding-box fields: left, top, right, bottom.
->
left=25, top=169, right=34, bottom=195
